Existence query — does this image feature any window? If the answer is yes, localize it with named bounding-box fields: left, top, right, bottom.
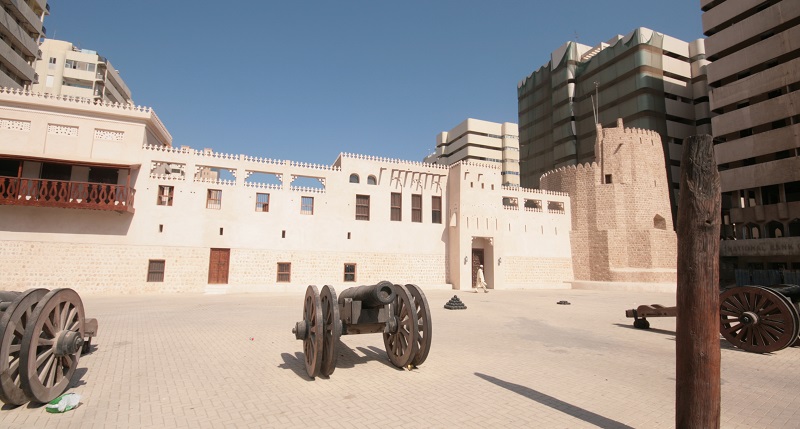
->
left=391, top=193, right=402, bottom=221
left=277, top=262, right=291, bottom=282
left=367, top=175, right=377, bottom=185
left=344, top=263, right=356, bottom=282
left=157, top=185, right=174, bottom=206
left=45, top=74, right=54, bottom=87
left=431, top=196, right=442, bottom=224
left=206, top=189, right=222, bottom=209
left=48, top=57, right=56, bottom=68
left=349, top=174, right=359, bottom=183
left=301, top=196, right=314, bottom=214
left=256, top=193, right=270, bottom=212
left=147, top=260, right=165, bottom=282
left=355, top=194, right=370, bottom=220
left=411, top=194, right=422, bottom=222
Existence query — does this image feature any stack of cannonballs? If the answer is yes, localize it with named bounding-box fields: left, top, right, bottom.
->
left=444, top=295, right=467, bottom=310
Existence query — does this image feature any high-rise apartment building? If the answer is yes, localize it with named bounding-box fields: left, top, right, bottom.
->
left=32, top=39, right=133, bottom=104
left=0, top=0, right=49, bottom=89
left=424, top=118, right=520, bottom=186
left=517, top=28, right=710, bottom=217
left=704, top=0, right=800, bottom=273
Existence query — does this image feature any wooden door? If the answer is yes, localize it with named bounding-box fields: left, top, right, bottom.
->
left=208, top=248, right=230, bottom=284
left=471, top=249, right=484, bottom=288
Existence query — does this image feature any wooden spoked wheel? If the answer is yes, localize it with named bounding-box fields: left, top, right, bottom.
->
left=0, top=289, right=48, bottom=406
left=383, top=284, right=419, bottom=368
left=300, top=285, right=324, bottom=378
left=405, top=284, right=432, bottom=367
left=319, top=285, right=341, bottom=377
left=20, top=288, right=85, bottom=403
left=719, top=286, right=799, bottom=353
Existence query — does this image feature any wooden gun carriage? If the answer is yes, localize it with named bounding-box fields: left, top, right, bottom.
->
left=0, top=288, right=97, bottom=405
left=626, top=284, right=800, bottom=353
left=292, top=281, right=431, bottom=378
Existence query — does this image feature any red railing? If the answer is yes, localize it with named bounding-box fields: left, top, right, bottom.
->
left=0, top=176, right=135, bottom=213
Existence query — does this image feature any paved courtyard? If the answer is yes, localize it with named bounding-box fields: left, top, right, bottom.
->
left=1, top=287, right=799, bottom=428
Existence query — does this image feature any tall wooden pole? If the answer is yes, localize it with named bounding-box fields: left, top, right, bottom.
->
left=676, top=134, right=721, bottom=428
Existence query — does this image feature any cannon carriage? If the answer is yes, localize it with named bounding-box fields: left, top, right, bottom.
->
left=292, top=281, right=431, bottom=378
left=0, top=288, right=97, bottom=406
left=626, top=284, right=800, bottom=353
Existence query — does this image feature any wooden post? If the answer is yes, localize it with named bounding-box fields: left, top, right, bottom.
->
left=676, top=134, right=721, bottom=428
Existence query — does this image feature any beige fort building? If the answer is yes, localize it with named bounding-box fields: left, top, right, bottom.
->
left=0, top=89, right=677, bottom=294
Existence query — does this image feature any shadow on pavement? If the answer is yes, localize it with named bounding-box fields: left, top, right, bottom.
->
left=278, top=352, right=315, bottom=381
left=334, top=343, right=401, bottom=371
left=613, top=323, right=676, bottom=337
left=474, top=372, right=634, bottom=429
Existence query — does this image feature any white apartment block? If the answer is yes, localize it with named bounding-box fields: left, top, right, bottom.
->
left=0, top=0, right=48, bottom=89
left=32, top=39, right=132, bottom=104
left=0, top=89, right=573, bottom=294
left=425, top=118, right=520, bottom=186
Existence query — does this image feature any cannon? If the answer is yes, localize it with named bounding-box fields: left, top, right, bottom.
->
left=626, top=284, right=800, bottom=353
left=0, top=288, right=98, bottom=406
left=292, top=281, right=431, bottom=378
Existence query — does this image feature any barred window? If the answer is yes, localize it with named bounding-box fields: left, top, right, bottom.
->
left=256, top=193, right=270, bottom=212
left=157, top=185, right=173, bottom=206
left=431, top=196, right=442, bottom=224
left=206, top=189, right=222, bottom=209
left=147, top=260, right=165, bottom=282
left=411, top=194, right=422, bottom=222
left=355, top=194, right=370, bottom=220
left=344, top=263, right=356, bottom=282
left=277, top=262, right=291, bottom=282
left=301, top=196, right=314, bottom=215
left=391, top=192, right=402, bottom=221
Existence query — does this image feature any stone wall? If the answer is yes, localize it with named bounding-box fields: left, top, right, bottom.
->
left=540, top=119, right=677, bottom=283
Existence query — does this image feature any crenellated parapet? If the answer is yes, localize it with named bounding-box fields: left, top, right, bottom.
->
left=451, top=159, right=501, bottom=170
left=339, top=152, right=448, bottom=170
left=0, top=87, right=171, bottom=144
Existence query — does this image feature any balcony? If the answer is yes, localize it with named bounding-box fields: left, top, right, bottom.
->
left=0, top=177, right=135, bottom=213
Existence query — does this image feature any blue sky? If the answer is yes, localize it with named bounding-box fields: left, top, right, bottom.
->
left=44, top=1, right=704, bottom=165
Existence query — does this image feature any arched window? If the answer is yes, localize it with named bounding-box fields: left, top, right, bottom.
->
left=747, top=223, right=760, bottom=239
left=653, top=214, right=666, bottom=230
left=766, top=221, right=784, bottom=238
left=367, top=175, right=377, bottom=185
left=740, top=225, right=750, bottom=239
left=349, top=174, right=359, bottom=184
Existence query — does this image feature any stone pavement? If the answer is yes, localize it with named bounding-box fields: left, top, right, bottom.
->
left=2, top=288, right=799, bottom=428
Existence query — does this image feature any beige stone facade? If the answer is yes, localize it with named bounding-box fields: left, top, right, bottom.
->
left=0, top=88, right=574, bottom=294
left=540, top=119, right=677, bottom=283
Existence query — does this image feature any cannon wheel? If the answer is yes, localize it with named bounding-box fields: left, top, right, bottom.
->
left=0, top=288, right=49, bottom=406
left=300, top=285, right=324, bottom=378
left=20, top=288, right=85, bottom=403
left=719, top=285, right=799, bottom=353
left=383, top=284, right=419, bottom=368
left=406, top=284, right=432, bottom=367
left=319, top=285, right=341, bottom=377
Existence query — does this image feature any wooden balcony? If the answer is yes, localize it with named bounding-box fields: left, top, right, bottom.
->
left=0, top=176, right=135, bottom=213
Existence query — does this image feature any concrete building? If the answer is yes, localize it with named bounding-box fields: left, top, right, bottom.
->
left=0, top=0, right=48, bottom=89
left=32, top=39, right=133, bottom=104
left=425, top=118, right=520, bottom=186
left=0, top=89, right=573, bottom=294
left=517, top=28, right=711, bottom=220
left=703, top=0, right=800, bottom=278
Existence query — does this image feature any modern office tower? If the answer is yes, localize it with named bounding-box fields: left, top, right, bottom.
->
left=32, top=39, right=133, bottom=104
left=0, top=0, right=49, bottom=89
left=425, top=118, right=520, bottom=186
left=517, top=28, right=710, bottom=217
left=703, top=0, right=800, bottom=274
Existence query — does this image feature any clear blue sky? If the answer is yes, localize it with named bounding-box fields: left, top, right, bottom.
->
left=45, top=1, right=704, bottom=165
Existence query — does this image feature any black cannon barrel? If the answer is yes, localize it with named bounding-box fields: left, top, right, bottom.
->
left=338, top=281, right=395, bottom=309
left=766, top=284, right=800, bottom=302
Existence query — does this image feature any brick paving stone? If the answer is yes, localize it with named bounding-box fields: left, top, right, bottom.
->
left=1, top=289, right=799, bottom=428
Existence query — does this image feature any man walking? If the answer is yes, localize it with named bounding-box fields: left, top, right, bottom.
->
left=476, top=265, right=489, bottom=293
